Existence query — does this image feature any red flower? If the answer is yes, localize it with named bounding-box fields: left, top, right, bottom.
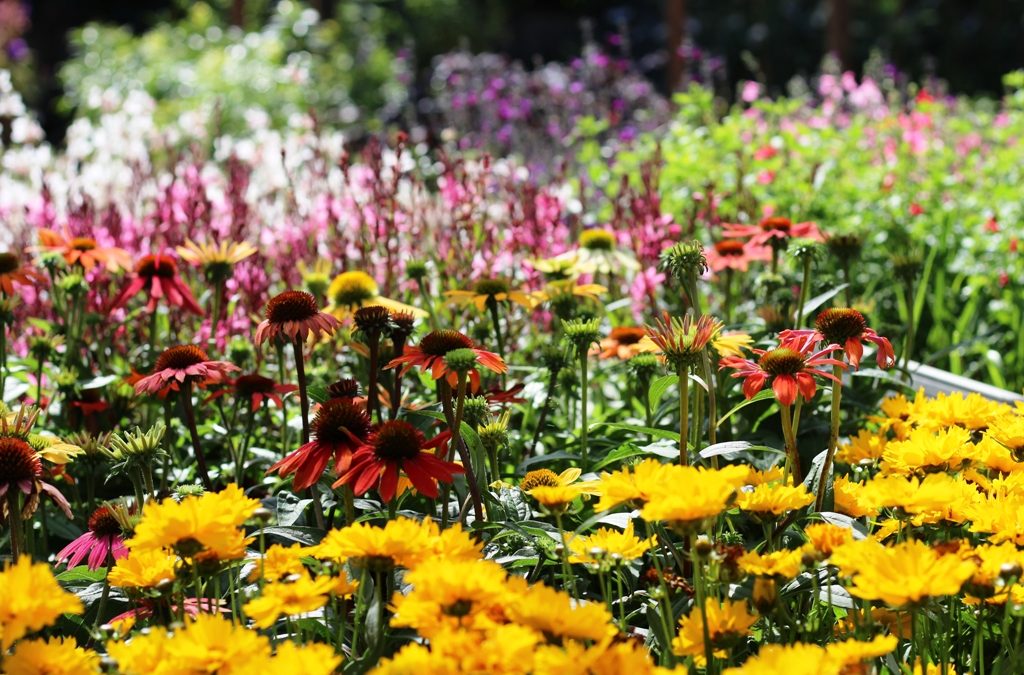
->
left=267, top=399, right=372, bottom=491
left=56, top=505, right=127, bottom=570
left=332, top=420, right=462, bottom=502
left=909, top=203, right=925, bottom=216
left=207, top=374, right=298, bottom=412
left=134, top=345, right=239, bottom=396
left=780, top=308, right=896, bottom=369
left=386, top=329, right=506, bottom=389
left=110, top=254, right=202, bottom=315
left=721, top=216, right=823, bottom=247
left=255, top=290, right=339, bottom=347
left=0, top=250, right=45, bottom=295
left=719, top=333, right=845, bottom=406
left=704, top=238, right=771, bottom=274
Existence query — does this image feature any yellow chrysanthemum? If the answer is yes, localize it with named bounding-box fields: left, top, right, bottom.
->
left=639, top=465, right=750, bottom=528
left=248, top=543, right=309, bottom=583
left=0, top=556, right=83, bottom=650
left=567, top=519, right=656, bottom=565
left=327, top=270, right=427, bottom=319
left=833, top=476, right=877, bottom=518
left=915, top=391, right=1006, bottom=432
left=737, top=548, right=804, bottom=579
left=595, top=459, right=681, bottom=511
left=880, top=426, right=976, bottom=475
left=966, top=492, right=1024, bottom=546
left=313, top=517, right=478, bottom=570
left=723, top=643, right=841, bottom=675
left=832, top=538, right=975, bottom=607
left=369, top=642, right=457, bottom=674
left=126, top=484, right=258, bottom=561
left=108, top=548, right=178, bottom=589
left=507, top=582, right=616, bottom=642
left=974, top=435, right=1024, bottom=473
left=959, top=541, right=1024, bottom=601
left=735, top=482, right=814, bottom=515
left=244, top=576, right=338, bottom=629
left=803, top=522, right=854, bottom=557
left=533, top=636, right=674, bottom=675
left=672, top=598, right=759, bottom=659
left=824, top=634, right=898, bottom=665
left=528, top=484, right=586, bottom=510
left=835, top=429, right=887, bottom=465
left=176, top=239, right=257, bottom=267
left=266, top=641, right=342, bottom=675
left=390, top=559, right=511, bottom=636
left=3, top=636, right=100, bottom=675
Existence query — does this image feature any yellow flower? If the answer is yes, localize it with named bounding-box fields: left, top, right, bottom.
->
left=737, top=548, right=804, bottom=579
left=528, top=484, right=585, bottom=510
left=533, top=637, right=673, bottom=675
left=916, top=391, right=1006, bottom=432
left=108, top=548, right=178, bottom=589
left=743, top=466, right=785, bottom=486
left=672, top=598, right=758, bottom=659
left=30, top=434, right=85, bottom=464
left=987, top=413, right=1024, bottom=455
left=327, top=270, right=427, bottom=319
left=712, top=331, right=753, bottom=358
left=834, top=538, right=975, bottom=607
left=507, top=582, right=616, bottom=642
left=639, top=465, right=750, bottom=528
left=520, top=467, right=598, bottom=493
left=446, top=277, right=538, bottom=311
left=390, top=559, right=511, bottom=636
left=860, top=473, right=976, bottom=524
left=835, top=429, right=887, bottom=464
left=975, top=435, right=1024, bottom=473
left=0, top=556, right=83, bottom=650
left=567, top=519, right=656, bottom=565
left=723, top=643, right=840, bottom=675
left=369, top=642, right=457, bottom=674
left=803, top=523, right=853, bottom=557
left=176, top=239, right=257, bottom=277
left=880, top=426, right=976, bottom=475
left=735, top=482, right=814, bottom=515
left=313, top=517, right=479, bottom=570
left=833, top=475, right=877, bottom=518
left=244, top=576, right=337, bottom=629
left=4, top=636, right=100, bottom=675
left=824, top=634, right=898, bottom=666
left=550, top=228, right=639, bottom=274
left=534, top=279, right=607, bottom=306
left=126, top=484, right=257, bottom=561
left=967, top=493, right=1024, bottom=546
left=266, top=641, right=342, bottom=675
left=248, top=543, right=309, bottom=583
left=297, top=258, right=334, bottom=298
left=960, top=541, right=1024, bottom=601
left=595, top=459, right=682, bottom=511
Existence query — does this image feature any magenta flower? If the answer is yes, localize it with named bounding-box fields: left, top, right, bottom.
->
left=56, top=505, right=127, bottom=570
left=134, top=345, right=239, bottom=396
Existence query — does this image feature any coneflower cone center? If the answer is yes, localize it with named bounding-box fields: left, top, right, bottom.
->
left=372, top=421, right=424, bottom=461
left=760, top=217, right=792, bottom=233
left=0, top=252, right=19, bottom=274
left=71, top=237, right=98, bottom=251
left=88, top=506, right=122, bottom=537
left=580, top=229, right=616, bottom=251
left=234, top=374, right=277, bottom=396
left=266, top=290, right=320, bottom=323
left=815, top=308, right=867, bottom=344
left=312, top=400, right=371, bottom=445
left=714, top=240, right=746, bottom=257
left=419, top=330, right=474, bottom=357
left=473, top=278, right=510, bottom=297
left=353, top=305, right=391, bottom=333
left=136, top=254, right=178, bottom=278
left=610, top=327, right=646, bottom=345
left=758, top=348, right=806, bottom=376
left=154, top=345, right=209, bottom=371
left=331, top=271, right=378, bottom=306
left=327, top=379, right=361, bottom=400
left=520, top=469, right=560, bottom=490
left=0, top=437, right=42, bottom=483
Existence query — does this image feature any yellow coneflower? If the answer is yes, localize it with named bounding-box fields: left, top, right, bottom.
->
left=445, top=277, right=537, bottom=311
left=176, top=239, right=257, bottom=281
left=327, top=270, right=427, bottom=319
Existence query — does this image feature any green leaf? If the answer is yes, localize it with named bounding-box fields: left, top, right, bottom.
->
left=588, top=422, right=680, bottom=442
left=648, top=374, right=678, bottom=411
left=256, top=526, right=325, bottom=546
left=716, top=389, right=776, bottom=428
left=797, top=283, right=849, bottom=320
left=698, top=441, right=782, bottom=460
left=57, top=566, right=107, bottom=584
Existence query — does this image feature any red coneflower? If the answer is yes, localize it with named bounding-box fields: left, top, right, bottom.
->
left=332, top=420, right=462, bottom=502
left=109, top=254, right=203, bottom=314
left=718, top=333, right=845, bottom=407
left=267, top=399, right=372, bottom=491
left=704, top=239, right=771, bottom=274
left=254, top=290, right=340, bottom=346
left=133, top=345, right=239, bottom=396
left=207, top=373, right=298, bottom=412
left=35, top=228, right=132, bottom=272
left=386, top=329, right=507, bottom=389
left=0, top=250, right=45, bottom=295
left=780, top=308, right=896, bottom=369
left=56, top=505, right=127, bottom=570
left=722, top=216, right=824, bottom=247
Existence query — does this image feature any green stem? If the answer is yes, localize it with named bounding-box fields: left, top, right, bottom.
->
left=486, top=298, right=505, bottom=361
left=779, top=403, right=800, bottom=482
left=678, top=365, right=689, bottom=465
left=180, top=384, right=213, bottom=490
left=579, top=351, right=590, bottom=463
left=815, top=365, right=843, bottom=511
left=554, top=512, right=577, bottom=597
left=692, top=533, right=715, bottom=674
left=795, top=257, right=812, bottom=327
left=6, top=490, right=22, bottom=558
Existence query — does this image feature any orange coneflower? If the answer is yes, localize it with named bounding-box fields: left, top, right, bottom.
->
left=0, top=251, right=45, bottom=295
left=386, top=329, right=506, bottom=389
left=593, top=326, right=648, bottom=360
left=110, top=254, right=203, bottom=315
left=35, top=228, right=132, bottom=272
left=722, top=216, right=823, bottom=247
left=332, top=420, right=463, bottom=502
left=719, top=333, right=845, bottom=407
left=780, top=308, right=896, bottom=369
left=705, top=239, right=771, bottom=274
left=255, top=291, right=340, bottom=347
left=267, top=399, right=372, bottom=491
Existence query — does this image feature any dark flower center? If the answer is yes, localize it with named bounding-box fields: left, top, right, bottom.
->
left=759, top=217, right=792, bottom=234
left=714, top=239, right=746, bottom=257
left=579, top=229, right=616, bottom=251
left=154, top=345, right=210, bottom=371
left=418, top=330, right=474, bottom=357
left=0, top=437, right=42, bottom=483
left=443, top=599, right=474, bottom=617
left=327, top=379, right=361, bottom=400
left=520, top=469, right=560, bottom=490
left=88, top=506, right=122, bottom=537
left=265, top=290, right=320, bottom=324
left=234, top=374, right=277, bottom=396
left=371, top=420, right=425, bottom=461
left=815, top=308, right=867, bottom=345
left=353, top=306, right=391, bottom=334
left=473, top=278, right=510, bottom=297
left=388, top=311, right=416, bottom=340
left=136, top=254, right=178, bottom=278
left=312, top=399, right=372, bottom=445
left=609, top=327, right=646, bottom=345
left=71, top=237, right=98, bottom=252
left=758, top=348, right=806, bottom=376
left=0, top=252, right=19, bottom=274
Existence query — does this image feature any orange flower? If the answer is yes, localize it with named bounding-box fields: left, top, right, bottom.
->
left=594, top=327, right=648, bottom=360
left=386, top=329, right=506, bottom=389
left=0, top=251, right=44, bottom=295
left=719, top=333, right=845, bottom=407
left=35, top=228, right=131, bottom=272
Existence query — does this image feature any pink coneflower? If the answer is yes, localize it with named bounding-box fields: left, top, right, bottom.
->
left=133, top=345, right=239, bottom=396
left=110, top=254, right=203, bottom=315
left=780, top=308, right=896, bottom=369
left=718, top=333, right=845, bottom=407
left=56, top=505, right=127, bottom=570
left=207, top=374, right=298, bottom=412
left=332, top=420, right=462, bottom=502
left=722, top=216, right=824, bottom=247
left=704, top=239, right=771, bottom=274
left=386, top=329, right=507, bottom=389
left=254, top=290, right=340, bottom=346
